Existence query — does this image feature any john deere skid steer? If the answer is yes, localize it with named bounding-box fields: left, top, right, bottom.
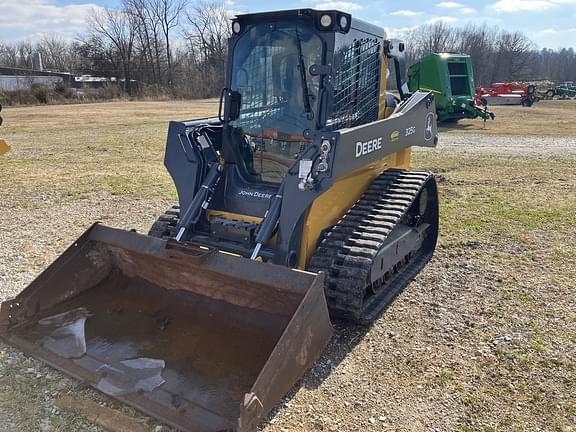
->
left=1, top=9, right=439, bottom=432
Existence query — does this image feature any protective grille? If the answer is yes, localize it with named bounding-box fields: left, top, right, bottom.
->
left=327, top=38, right=381, bottom=130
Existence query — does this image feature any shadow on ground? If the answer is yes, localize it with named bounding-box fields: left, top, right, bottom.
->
left=437, top=121, right=488, bottom=133
left=261, top=318, right=372, bottom=427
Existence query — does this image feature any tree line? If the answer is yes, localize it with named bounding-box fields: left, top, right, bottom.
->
left=0, top=2, right=575, bottom=99
left=405, top=22, right=576, bottom=85
left=0, top=0, right=229, bottom=98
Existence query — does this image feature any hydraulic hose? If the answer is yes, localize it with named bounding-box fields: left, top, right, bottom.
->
left=175, top=162, right=222, bottom=241
left=250, top=183, right=285, bottom=260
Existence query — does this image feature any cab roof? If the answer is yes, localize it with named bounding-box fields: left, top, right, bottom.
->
left=234, top=8, right=384, bottom=38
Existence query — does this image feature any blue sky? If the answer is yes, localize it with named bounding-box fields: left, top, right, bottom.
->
left=1, top=0, right=575, bottom=49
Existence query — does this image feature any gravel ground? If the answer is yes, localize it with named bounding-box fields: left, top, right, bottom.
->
left=1, top=127, right=575, bottom=431
left=436, top=134, right=576, bottom=157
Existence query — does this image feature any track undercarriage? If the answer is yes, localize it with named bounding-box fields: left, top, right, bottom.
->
left=150, top=169, right=439, bottom=324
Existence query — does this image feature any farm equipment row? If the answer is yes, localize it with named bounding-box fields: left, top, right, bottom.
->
left=408, top=51, right=575, bottom=124
left=475, top=82, right=537, bottom=106
left=541, top=82, right=576, bottom=99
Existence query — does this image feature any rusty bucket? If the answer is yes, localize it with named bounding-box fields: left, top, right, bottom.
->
left=0, top=224, right=332, bottom=431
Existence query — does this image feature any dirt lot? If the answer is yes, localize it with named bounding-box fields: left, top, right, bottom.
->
left=0, top=100, right=575, bottom=432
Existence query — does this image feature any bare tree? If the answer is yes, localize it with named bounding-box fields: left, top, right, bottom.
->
left=87, top=7, right=137, bottom=93
left=0, top=42, right=20, bottom=67
left=183, top=0, right=231, bottom=96
left=123, top=0, right=166, bottom=85
left=407, top=22, right=458, bottom=63
left=16, top=40, right=34, bottom=69
left=149, top=0, right=188, bottom=89
left=2, top=14, right=575, bottom=99
left=492, top=31, right=535, bottom=81
left=404, top=23, right=539, bottom=85
left=76, top=33, right=121, bottom=77
left=36, top=34, right=71, bottom=71
left=454, top=24, right=497, bottom=85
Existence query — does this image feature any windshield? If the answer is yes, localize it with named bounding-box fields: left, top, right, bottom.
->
left=230, top=22, right=323, bottom=183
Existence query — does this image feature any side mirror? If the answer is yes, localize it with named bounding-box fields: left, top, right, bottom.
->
left=219, top=89, right=242, bottom=122
left=228, top=90, right=242, bottom=121
left=385, top=39, right=410, bottom=101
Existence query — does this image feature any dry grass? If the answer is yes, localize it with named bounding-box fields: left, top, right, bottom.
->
left=439, top=99, right=576, bottom=136
left=0, top=100, right=219, bottom=206
left=0, top=99, right=575, bottom=432
left=1, top=99, right=219, bottom=133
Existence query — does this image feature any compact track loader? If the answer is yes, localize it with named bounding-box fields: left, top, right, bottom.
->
left=1, top=9, right=439, bottom=432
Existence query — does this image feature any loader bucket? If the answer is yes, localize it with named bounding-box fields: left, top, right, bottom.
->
left=0, top=224, right=332, bottom=432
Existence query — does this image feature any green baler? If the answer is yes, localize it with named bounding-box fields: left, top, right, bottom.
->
left=408, top=53, right=494, bottom=122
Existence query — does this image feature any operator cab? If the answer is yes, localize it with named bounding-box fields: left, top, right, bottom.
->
left=219, top=9, right=386, bottom=186
left=228, top=21, right=323, bottom=183
left=165, top=9, right=390, bottom=257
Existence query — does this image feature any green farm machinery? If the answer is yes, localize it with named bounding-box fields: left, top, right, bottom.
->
left=408, top=53, right=494, bottom=123
left=551, top=82, right=576, bottom=99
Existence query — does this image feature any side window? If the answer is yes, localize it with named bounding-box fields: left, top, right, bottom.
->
left=229, top=24, right=324, bottom=184
left=328, top=37, right=381, bottom=130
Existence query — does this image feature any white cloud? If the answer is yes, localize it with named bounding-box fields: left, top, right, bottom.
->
left=534, top=27, right=576, bottom=35
left=390, top=9, right=423, bottom=16
left=492, top=0, right=576, bottom=13
left=0, top=0, right=100, bottom=40
left=532, top=27, right=576, bottom=48
left=385, top=25, right=420, bottom=39
left=436, top=1, right=464, bottom=8
left=426, top=16, right=458, bottom=24
left=314, top=1, right=363, bottom=11
left=435, top=2, right=476, bottom=15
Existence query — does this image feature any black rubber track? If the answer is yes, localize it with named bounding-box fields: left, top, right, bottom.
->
left=308, top=169, right=439, bottom=324
left=148, top=205, right=180, bottom=239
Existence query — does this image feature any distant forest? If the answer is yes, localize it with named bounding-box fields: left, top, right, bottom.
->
left=0, top=0, right=574, bottom=98
left=405, top=22, right=575, bottom=86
